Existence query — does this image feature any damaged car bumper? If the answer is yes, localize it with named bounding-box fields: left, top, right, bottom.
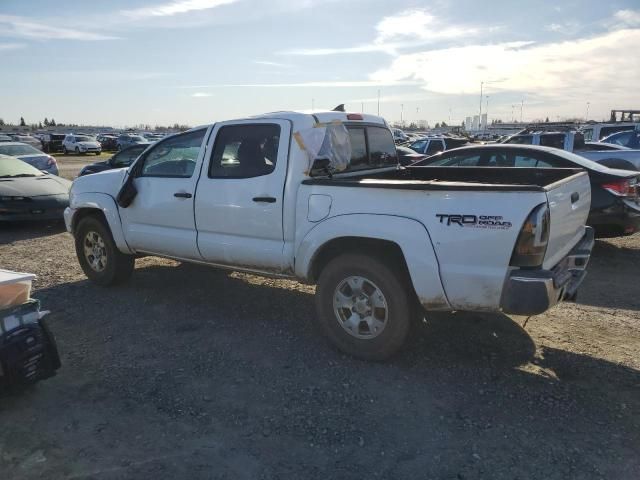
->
left=500, top=226, right=595, bottom=316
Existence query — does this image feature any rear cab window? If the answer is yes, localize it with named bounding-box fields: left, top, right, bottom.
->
left=344, top=124, right=398, bottom=173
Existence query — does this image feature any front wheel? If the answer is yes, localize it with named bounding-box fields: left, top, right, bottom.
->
left=74, top=216, right=135, bottom=286
left=315, top=253, right=411, bottom=361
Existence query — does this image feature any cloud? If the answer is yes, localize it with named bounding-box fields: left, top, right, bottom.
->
left=0, top=15, right=118, bottom=40
left=121, top=0, right=239, bottom=18
left=368, top=28, right=640, bottom=119
left=191, top=92, right=213, bottom=97
left=545, top=21, right=582, bottom=35
left=281, top=9, right=481, bottom=56
left=179, top=80, right=421, bottom=88
left=613, top=9, right=640, bottom=27
left=0, top=42, right=26, bottom=51
left=252, top=60, right=291, bottom=68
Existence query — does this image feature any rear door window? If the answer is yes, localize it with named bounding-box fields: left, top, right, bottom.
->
left=425, top=140, right=445, bottom=155
left=209, top=124, right=280, bottom=178
left=505, top=135, right=533, bottom=145
left=539, top=134, right=565, bottom=149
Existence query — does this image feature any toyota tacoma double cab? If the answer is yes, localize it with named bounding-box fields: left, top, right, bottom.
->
left=65, top=111, right=594, bottom=360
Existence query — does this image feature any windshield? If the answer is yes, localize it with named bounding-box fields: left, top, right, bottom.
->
left=130, top=136, right=146, bottom=142
left=0, top=144, right=42, bottom=156
left=0, top=155, right=44, bottom=177
left=75, top=136, right=92, bottom=142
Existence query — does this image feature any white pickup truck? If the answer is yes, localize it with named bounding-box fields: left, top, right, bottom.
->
left=65, top=111, right=594, bottom=360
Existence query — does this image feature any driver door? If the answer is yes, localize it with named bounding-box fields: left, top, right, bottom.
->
left=118, top=127, right=210, bottom=260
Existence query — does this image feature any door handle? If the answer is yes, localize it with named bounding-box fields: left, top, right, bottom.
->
left=174, top=192, right=192, bottom=199
left=252, top=196, right=276, bottom=203
left=571, top=192, right=580, bottom=203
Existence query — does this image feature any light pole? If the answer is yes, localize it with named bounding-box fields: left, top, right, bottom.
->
left=586, top=102, right=590, bottom=121
left=520, top=99, right=524, bottom=123
left=377, top=90, right=380, bottom=116
left=484, top=96, right=489, bottom=131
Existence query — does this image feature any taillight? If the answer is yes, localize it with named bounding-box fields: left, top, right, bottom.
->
left=46, top=156, right=57, bottom=166
left=510, top=203, right=550, bottom=268
left=602, top=178, right=637, bottom=197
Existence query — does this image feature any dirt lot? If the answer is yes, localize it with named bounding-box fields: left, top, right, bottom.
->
left=54, top=152, right=113, bottom=180
left=0, top=155, right=639, bottom=479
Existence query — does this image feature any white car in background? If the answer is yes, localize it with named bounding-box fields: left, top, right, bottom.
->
left=62, top=135, right=102, bottom=155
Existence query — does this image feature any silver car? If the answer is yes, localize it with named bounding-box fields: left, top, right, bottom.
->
left=0, top=142, right=59, bottom=175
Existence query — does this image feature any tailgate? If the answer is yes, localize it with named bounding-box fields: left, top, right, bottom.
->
left=543, top=171, right=591, bottom=270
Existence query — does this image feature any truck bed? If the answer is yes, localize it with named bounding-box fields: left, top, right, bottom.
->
left=303, top=166, right=585, bottom=192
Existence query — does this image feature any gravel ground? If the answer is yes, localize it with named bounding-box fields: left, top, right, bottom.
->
left=0, top=156, right=639, bottom=479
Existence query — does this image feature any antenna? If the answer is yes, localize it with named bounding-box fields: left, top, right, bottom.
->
left=332, top=104, right=345, bottom=112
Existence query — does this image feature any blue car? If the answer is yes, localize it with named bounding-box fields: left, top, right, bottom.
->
left=601, top=130, right=640, bottom=149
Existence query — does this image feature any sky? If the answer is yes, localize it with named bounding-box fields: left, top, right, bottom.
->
left=0, top=0, right=638, bottom=128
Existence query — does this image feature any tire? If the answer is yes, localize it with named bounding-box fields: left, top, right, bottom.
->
left=315, top=253, right=412, bottom=361
left=63, top=147, right=68, bottom=155
left=74, top=216, right=135, bottom=286
left=75, top=147, right=81, bottom=155
left=95, top=152, right=101, bottom=156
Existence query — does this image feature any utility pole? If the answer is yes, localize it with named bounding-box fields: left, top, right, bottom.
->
left=586, top=102, right=590, bottom=120
left=479, top=81, right=484, bottom=122
left=484, top=96, right=489, bottom=132
left=520, top=99, right=524, bottom=123
left=400, top=104, right=404, bottom=125
left=361, top=102, right=364, bottom=113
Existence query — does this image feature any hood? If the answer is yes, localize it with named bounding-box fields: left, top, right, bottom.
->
left=71, top=167, right=128, bottom=200
left=79, top=141, right=101, bottom=148
left=0, top=175, right=71, bottom=197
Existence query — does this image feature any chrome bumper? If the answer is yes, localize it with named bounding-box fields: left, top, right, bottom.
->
left=501, top=227, right=595, bottom=316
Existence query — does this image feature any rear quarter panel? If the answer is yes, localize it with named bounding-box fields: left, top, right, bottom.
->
left=296, top=183, right=548, bottom=311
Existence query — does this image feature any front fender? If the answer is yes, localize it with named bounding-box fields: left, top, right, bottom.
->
left=295, top=214, right=451, bottom=310
left=66, top=192, right=132, bottom=254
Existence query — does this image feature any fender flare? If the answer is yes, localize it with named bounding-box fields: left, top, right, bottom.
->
left=295, top=214, right=451, bottom=310
left=69, top=192, right=133, bottom=254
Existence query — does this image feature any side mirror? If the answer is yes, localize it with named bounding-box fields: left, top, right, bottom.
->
left=310, top=158, right=331, bottom=176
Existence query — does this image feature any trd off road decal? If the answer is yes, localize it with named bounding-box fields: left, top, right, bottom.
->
left=436, top=214, right=512, bottom=229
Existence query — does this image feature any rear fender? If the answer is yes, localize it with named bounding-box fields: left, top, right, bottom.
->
left=69, top=192, right=132, bottom=254
left=295, top=214, right=450, bottom=310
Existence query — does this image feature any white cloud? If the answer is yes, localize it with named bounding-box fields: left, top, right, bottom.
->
left=0, top=42, right=26, bottom=51
left=281, top=9, right=480, bottom=56
left=368, top=28, right=640, bottom=118
left=253, top=60, right=291, bottom=68
left=121, top=0, right=239, bottom=18
left=0, top=15, right=118, bottom=40
left=545, top=21, right=581, bottom=35
left=191, top=92, right=213, bottom=97
left=613, top=9, right=640, bottom=27
left=375, top=10, right=474, bottom=45
left=179, top=80, right=421, bottom=88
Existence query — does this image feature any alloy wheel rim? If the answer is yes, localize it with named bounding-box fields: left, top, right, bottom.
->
left=333, top=275, right=388, bottom=339
left=83, top=231, right=108, bottom=272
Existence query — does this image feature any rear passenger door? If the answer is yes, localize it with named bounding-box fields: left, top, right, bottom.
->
left=194, top=119, right=291, bottom=271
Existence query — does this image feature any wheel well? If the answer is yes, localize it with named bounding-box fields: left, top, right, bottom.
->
left=308, top=237, right=410, bottom=283
left=72, top=208, right=107, bottom=233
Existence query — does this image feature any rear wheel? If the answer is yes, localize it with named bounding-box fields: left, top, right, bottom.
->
left=315, top=253, right=411, bottom=361
left=95, top=151, right=101, bottom=156
left=74, top=216, right=134, bottom=286
left=63, top=147, right=68, bottom=155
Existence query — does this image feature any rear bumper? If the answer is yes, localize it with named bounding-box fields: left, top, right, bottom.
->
left=588, top=199, right=640, bottom=237
left=500, top=227, right=595, bottom=316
